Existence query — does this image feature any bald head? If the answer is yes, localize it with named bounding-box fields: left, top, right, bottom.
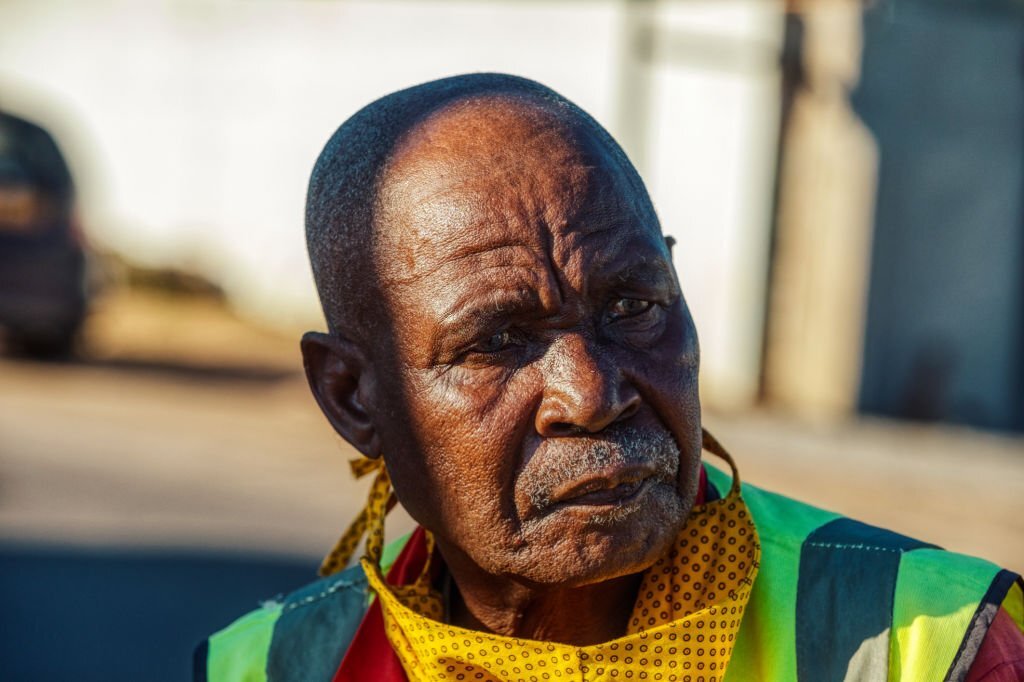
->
left=305, top=73, right=653, bottom=342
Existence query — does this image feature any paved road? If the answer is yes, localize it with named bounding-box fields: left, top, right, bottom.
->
left=0, top=356, right=408, bottom=557
left=1, top=356, right=1022, bottom=680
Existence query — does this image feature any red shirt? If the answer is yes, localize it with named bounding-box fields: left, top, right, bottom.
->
left=966, top=606, right=1024, bottom=681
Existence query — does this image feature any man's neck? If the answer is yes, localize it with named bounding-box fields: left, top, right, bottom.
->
left=438, top=540, right=643, bottom=647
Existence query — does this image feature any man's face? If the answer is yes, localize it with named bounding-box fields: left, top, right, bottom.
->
left=368, top=98, right=702, bottom=587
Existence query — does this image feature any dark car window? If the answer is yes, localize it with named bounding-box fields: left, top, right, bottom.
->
left=0, top=112, right=74, bottom=232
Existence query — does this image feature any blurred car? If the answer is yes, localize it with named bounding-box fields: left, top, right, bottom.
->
left=0, top=109, right=87, bottom=357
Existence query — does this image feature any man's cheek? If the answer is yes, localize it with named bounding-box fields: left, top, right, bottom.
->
left=434, top=461, right=514, bottom=554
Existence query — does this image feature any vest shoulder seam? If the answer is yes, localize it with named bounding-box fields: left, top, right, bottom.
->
left=282, top=575, right=367, bottom=613
left=803, top=540, right=906, bottom=553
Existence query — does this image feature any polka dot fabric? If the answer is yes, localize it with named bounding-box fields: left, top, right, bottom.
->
left=319, top=458, right=393, bottom=577
left=363, top=474, right=760, bottom=681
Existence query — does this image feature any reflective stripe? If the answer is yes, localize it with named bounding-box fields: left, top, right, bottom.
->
left=266, top=534, right=413, bottom=682
left=706, top=463, right=840, bottom=681
left=795, top=518, right=935, bottom=682
left=266, top=567, right=369, bottom=682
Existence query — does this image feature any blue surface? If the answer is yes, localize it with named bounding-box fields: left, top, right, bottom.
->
left=0, top=542, right=316, bottom=682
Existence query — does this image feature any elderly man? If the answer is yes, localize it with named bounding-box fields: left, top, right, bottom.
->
left=196, top=74, right=1023, bottom=681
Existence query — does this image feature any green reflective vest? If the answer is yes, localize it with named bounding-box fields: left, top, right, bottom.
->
left=197, top=463, right=1024, bottom=681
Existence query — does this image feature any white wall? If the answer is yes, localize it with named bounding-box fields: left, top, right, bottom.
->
left=0, top=0, right=782, bottom=407
left=643, top=2, right=783, bottom=406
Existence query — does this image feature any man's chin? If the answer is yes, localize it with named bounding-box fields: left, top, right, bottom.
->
left=511, top=484, right=688, bottom=587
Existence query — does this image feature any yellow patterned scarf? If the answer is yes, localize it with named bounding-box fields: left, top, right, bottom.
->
left=325, top=430, right=760, bottom=682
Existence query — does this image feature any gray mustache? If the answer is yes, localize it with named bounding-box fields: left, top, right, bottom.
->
left=519, top=427, right=680, bottom=511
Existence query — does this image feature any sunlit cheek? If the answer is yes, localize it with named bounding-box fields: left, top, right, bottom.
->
left=435, top=369, right=538, bottom=470
left=427, top=365, right=518, bottom=413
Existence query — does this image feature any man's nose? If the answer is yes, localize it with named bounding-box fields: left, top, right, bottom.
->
left=534, top=333, right=641, bottom=436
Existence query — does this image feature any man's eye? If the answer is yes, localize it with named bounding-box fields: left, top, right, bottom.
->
left=607, top=298, right=654, bottom=320
left=471, top=330, right=518, bottom=354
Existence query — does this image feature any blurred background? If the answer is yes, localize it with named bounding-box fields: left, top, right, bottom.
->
left=1, top=0, right=1022, bottom=679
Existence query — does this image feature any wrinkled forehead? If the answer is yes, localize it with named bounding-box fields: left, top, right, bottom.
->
left=372, top=95, right=660, bottom=284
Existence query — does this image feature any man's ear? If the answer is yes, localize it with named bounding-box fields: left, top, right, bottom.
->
left=301, top=331, right=382, bottom=459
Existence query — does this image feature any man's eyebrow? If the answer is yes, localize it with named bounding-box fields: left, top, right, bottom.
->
left=435, top=287, right=544, bottom=337
left=606, top=257, right=675, bottom=287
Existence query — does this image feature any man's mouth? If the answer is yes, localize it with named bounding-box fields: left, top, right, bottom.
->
left=548, top=466, right=656, bottom=508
